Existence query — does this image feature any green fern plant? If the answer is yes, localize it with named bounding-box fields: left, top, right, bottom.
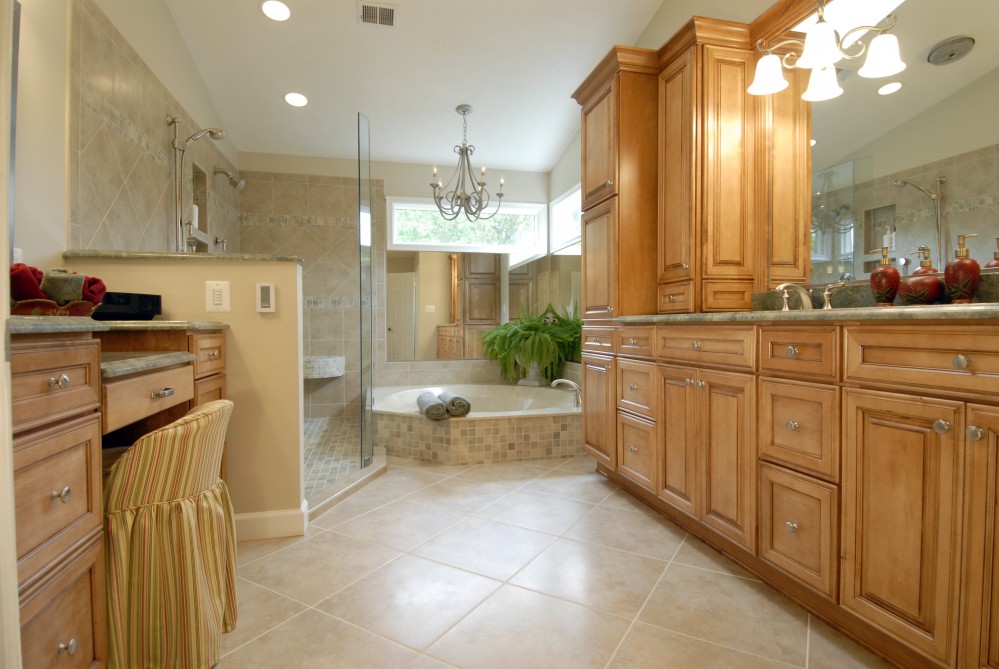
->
left=480, top=305, right=582, bottom=382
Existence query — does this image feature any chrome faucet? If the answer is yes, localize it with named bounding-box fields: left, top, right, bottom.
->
left=551, top=379, right=582, bottom=408
left=821, top=281, right=846, bottom=310
left=774, top=283, right=814, bottom=311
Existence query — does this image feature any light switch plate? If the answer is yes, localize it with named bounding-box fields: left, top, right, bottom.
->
left=205, top=280, right=230, bottom=312
left=256, top=282, right=276, bottom=312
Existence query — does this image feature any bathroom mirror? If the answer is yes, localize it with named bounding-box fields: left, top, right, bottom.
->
left=804, top=0, right=999, bottom=283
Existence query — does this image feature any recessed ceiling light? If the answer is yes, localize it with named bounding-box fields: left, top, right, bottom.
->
left=261, top=1, right=291, bottom=21
left=284, top=92, right=308, bottom=107
left=878, top=82, right=903, bottom=95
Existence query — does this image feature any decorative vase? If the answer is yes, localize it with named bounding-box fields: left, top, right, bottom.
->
left=944, top=233, right=980, bottom=304
left=868, top=246, right=900, bottom=307
left=517, top=360, right=543, bottom=387
left=899, top=245, right=944, bottom=305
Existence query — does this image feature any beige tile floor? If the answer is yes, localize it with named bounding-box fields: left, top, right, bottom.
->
left=220, top=454, right=896, bottom=669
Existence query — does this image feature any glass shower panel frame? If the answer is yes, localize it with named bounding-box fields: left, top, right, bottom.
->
left=358, top=113, right=374, bottom=468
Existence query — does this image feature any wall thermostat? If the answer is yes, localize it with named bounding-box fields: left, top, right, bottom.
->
left=256, top=282, right=276, bottom=312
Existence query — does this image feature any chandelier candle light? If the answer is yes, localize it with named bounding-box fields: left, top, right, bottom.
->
left=748, top=0, right=907, bottom=101
left=431, top=104, right=505, bottom=221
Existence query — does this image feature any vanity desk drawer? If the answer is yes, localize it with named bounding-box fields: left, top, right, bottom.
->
left=617, top=411, right=656, bottom=492
left=10, top=338, right=100, bottom=434
left=190, top=333, right=226, bottom=378
left=656, top=325, right=756, bottom=370
left=102, top=365, right=194, bottom=434
left=617, top=359, right=656, bottom=418
left=582, top=326, right=615, bottom=354
left=615, top=326, right=655, bottom=358
left=759, top=378, right=840, bottom=482
left=759, top=326, right=838, bottom=381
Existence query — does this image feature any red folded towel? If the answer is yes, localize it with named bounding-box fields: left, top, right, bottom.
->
left=82, top=276, right=106, bottom=305
left=10, top=263, right=47, bottom=301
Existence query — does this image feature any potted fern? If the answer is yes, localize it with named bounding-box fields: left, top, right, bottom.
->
left=481, top=305, right=582, bottom=385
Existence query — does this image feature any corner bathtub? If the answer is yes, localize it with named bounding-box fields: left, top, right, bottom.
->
left=372, top=384, right=583, bottom=465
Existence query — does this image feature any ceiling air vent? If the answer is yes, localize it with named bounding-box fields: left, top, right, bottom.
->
left=358, top=2, right=396, bottom=27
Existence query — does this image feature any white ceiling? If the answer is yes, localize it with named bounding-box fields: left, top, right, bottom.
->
left=163, top=0, right=667, bottom=173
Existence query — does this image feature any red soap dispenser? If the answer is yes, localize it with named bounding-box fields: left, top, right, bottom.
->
left=868, top=246, right=900, bottom=307
left=899, top=246, right=944, bottom=305
left=945, top=233, right=980, bottom=304
left=986, top=238, right=999, bottom=269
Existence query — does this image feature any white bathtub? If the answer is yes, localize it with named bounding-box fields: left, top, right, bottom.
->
left=372, top=384, right=583, bottom=464
left=372, top=384, right=579, bottom=418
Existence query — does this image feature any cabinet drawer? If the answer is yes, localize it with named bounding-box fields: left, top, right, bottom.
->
left=701, top=280, right=754, bottom=312
left=615, top=326, right=655, bottom=358
left=617, top=359, right=655, bottom=418
left=20, top=536, right=105, bottom=669
left=658, top=282, right=692, bottom=313
left=656, top=325, right=755, bottom=370
left=582, top=327, right=615, bottom=354
left=617, top=411, right=655, bottom=492
left=102, top=365, right=194, bottom=434
left=760, top=463, right=838, bottom=600
left=759, top=379, right=840, bottom=482
left=760, top=326, right=838, bottom=381
left=14, top=415, right=103, bottom=588
left=10, top=339, right=100, bottom=434
left=844, top=325, right=999, bottom=396
left=189, top=333, right=226, bottom=378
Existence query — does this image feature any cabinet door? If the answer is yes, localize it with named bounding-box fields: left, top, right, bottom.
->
left=966, top=404, right=999, bottom=669
left=658, top=47, right=694, bottom=285
left=617, top=411, right=656, bottom=492
left=842, top=389, right=963, bottom=665
left=698, top=368, right=756, bottom=551
left=582, top=353, right=616, bottom=469
left=581, top=82, right=616, bottom=210
left=581, top=198, right=617, bottom=320
left=657, top=364, right=697, bottom=518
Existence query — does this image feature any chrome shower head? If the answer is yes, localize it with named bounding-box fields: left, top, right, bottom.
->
left=185, top=127, right=225, bottom=144
left=214, top=168, right=246, bottom=192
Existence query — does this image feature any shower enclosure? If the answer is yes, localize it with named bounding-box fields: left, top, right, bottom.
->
left=358, top=113, right=374, bottom=469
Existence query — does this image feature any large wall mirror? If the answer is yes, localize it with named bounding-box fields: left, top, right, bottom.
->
left=804, top=0, right=999, bottom=284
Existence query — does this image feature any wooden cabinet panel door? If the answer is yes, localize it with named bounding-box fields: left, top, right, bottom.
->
left=581, top=83, right=616, bottom=210
left=657, top=364, right=698, bottom=518
left=658, top=47, right=694, bottom=285
left=967, top=403, right=999, bottom=669
left=582, top=353, right=616, bottom=469
left=698, top=369, right=756, bottom=551
left=582, top=198, right=617, bottom=320
left=842, top=389, right=964, bottom=665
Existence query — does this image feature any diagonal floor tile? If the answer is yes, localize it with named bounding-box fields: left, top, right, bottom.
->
left=401, top=477, right=515, bottom=515
left=607, top=622, right=796, bottom=668
left=564, top=504, right=687, bottom=560
left=329, top=498, right=467, bottom=551
left=522, top=467, right=619, bottom=504
left=475, top=489, right=594, bottom=535
left=671, top=534, right=760, bottom=580
left=808, top=617, right=896, bottom=669
left=236, top=524, right=326, bottom=567
left=454, top=461, right=550, bottom=488
left=221, top=578, right=307, bottom=656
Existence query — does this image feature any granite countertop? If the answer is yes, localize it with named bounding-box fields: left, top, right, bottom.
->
left=63, top=250, right=303, bottom=263
left=616, top=303, right=999, bottom=324
left=7, top=316, right=228, bottom=335
left=100, top=320, right=229, bottom=331
left=100, top=351, right=197, bottom=379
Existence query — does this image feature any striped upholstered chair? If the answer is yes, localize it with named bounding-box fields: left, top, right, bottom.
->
left=103, top=399, right=237, bottom=669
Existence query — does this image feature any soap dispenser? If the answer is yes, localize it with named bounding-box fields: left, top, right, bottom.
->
left=986, top=238, right=999, bottom=269
left=944, top=233, right=980, bottom=304
left=868, top=246, right=900, bottom=307
left=899, top=246, right=944, bottom=305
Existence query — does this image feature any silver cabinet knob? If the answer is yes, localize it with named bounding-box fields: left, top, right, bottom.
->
left=680, top=263, right=689, bottom=270
left=695, top=380, right=706, bottom=389
left=691, top=341, right=701, bottom=351
left=151, top=388, right=176, bottom=399
left=49, top=486, right=71, bottom=504
left=683, top=378, right=692, bottom=387
left=629, top=446, right=638, bottom=454
left=628, top=384, right=638, bottom=391
left=786, top=346, right=799, bottom=358
left=933, top=419, right=952, bottom=434
left=207, top=349, right=221, bottom=360
left=57, top=639, right=78, bottom=656
left=785, top=420, right=799, bottom=432
left=785, top=521, right=798, bottom=533
left=625, top=338, right=636, bottom=345
left=604, top=180, right=614, bottom=189
left=48, top=373, right=70, bottom=390
left=967, top=426, right=985, bottom=441
left=667, top=294, right=677, bottom=303
left=953, top=354, right=971, bottom=370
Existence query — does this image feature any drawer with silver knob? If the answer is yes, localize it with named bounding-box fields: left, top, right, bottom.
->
left=656, top=325, right=755, bottom=370
left=759, top=378, right=840, bottom=481
left=658, top=282, right=692, bottom=314
left=614, top=326, right=655, bottom=358
left=617, top=411, right=655, bottom=492
left=10, top=338, right=101, bottom=434
left=759, top=326, right=837, bottom=381
left=617, top=359, right=655, bottom=418
left=190, top=333, right=226, bottom=378
left=582, top=326, right=615, bottom=354
left=102, top=365, right=194, bottom=434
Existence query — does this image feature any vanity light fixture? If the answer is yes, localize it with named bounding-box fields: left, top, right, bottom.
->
left=261, top=1, right=291, bottom=21
left=430, top=104, right=505, bottom=222
left=284, top=92, right=308, bottom=107
left=748, top=0, right=906, bottom=101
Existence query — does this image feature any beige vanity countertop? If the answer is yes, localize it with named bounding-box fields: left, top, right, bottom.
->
left=616, top=303, right=999, bottom=324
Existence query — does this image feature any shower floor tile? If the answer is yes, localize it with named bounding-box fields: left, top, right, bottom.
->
left=303, top=416, right=362, bottom=499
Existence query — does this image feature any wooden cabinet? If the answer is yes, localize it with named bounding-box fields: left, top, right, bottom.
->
left=573, top=46, right=659, bottom=322
left=582, top=350, right=616, bottom=469
left=657, top=19, right=758, bottom=313
left=436, top=324, right=463, bottom=360
left=617, top=411, right=656, bottom=492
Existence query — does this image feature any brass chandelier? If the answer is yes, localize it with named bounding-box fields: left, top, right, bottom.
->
left=430, top=104, right=505, bottom=221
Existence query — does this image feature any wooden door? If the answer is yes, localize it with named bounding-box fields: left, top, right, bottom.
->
left=581, top=198, right=617, bottom=320
left=698, top=368, right=756, bottom=551
left=581, top=81, right=616, bottom=210
left=965, top=403, right=999, bottom=669
left=842, top=388, right=964, bottom=665
left=657, top=364, right=697, bottom=518
left=387, top=272, right=416, bottom=360
left=582, top=352, right=616, bottom=469
left=658, top=47, right=694, bottom=286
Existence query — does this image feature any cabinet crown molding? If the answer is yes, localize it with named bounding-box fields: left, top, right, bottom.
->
left=657, top=17, right=751, bottom=69
left=571, top=45, right=659, bottom=105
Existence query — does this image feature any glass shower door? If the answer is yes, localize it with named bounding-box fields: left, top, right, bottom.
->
left=357, top=113, right=374, bottom=467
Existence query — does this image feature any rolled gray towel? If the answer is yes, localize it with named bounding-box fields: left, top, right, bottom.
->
left=417, top=391, right=448, bottom=420
left=438, top=391, right=471, bottom=417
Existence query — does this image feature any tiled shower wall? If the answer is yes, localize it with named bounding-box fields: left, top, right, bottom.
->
left=69, top=0, right=239, bottom=253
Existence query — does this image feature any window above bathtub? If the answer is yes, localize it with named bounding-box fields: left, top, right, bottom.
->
left=386, top=197, right=547, bottom=256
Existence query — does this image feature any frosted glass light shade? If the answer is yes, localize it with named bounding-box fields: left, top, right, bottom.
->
left=801, top=66, right=843, bottom=102
left=858, top=33, right=907, bottom=78
left=797, top=20, right=843, bottom=70
left=748, top=54, right=790, bottom=95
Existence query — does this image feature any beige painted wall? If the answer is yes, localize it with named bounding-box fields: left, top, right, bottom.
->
left=416, top=252, right=450, bottom=360
left=548, top=129, right=581, bottom=203
left=635, top=0, right=774, bottom=49
left=63, top=256, right=306, bottom=537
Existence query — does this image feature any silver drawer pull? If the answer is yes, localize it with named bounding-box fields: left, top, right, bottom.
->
left=48, top=373, right=70, bottom=390
left=785, top=521, right=798, bottom=533
left=207, top=349, right=221, bottom=360
left=625, top=338, right=637, bottom=345
left=57, top=639, right=78, bottom=656
left=933, top=419, right=952, bottom=434
left=695, top=380, right=706, bottom=389
left=668, top=295, right=677, bottom=303
left=785, top=420, right=799, bottom=432
left=691, top=341, right=701, bottom=351
left=786, top=346, right=799, bottom=358
left=49, top=486, right=71, bottom=504
left=680, top=263, right=689, bottom=270
left=967, top=426, right=985, bottom=441
left=151, top=388, right=176, bottom=399
left=952, top=354, right=971, bottom=370
left=629, top=446, right=638, bottom=454
left=628, top=384, right=638, bottom=391
left=603, top=180, right=614, bottom=189
left=683, top=378, right=692, bottom=387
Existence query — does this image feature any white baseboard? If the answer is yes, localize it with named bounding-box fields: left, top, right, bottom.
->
left=234, top=499, right=308, bottom=541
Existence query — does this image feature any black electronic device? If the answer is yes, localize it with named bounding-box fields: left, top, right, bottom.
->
left=91, top=292, right=162, bottom=320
